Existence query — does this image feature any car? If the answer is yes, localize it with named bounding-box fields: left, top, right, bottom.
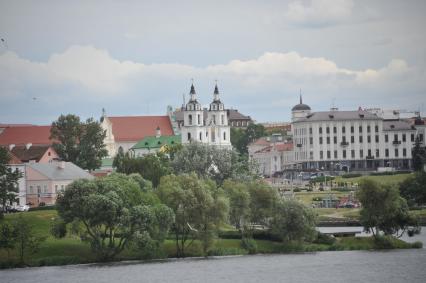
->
left=16, top=205, right=30, bottom=212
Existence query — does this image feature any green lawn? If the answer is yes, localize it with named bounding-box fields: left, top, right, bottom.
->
left=335, top=173, right=413, bottom=186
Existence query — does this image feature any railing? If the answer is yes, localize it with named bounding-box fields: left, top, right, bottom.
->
left=392, top=140, right=401, bottom=145
left=366, top=155, right=375, bottom=160
left=340, top=141, right=349, bottom=146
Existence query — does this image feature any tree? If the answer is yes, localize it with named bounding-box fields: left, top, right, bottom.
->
left=56, top=173, right=173, bottom=261
left=399, top=172, right=426, bottom=207
left=231, top=124, right=266, bottom=154
left=50, top=114, right=108, bottom=170
left=270, top=200, right=316, bottom=243
left=13, top=215, right=46, bottom=264
left=357, top=179, right=416, bottom=238
left=247, top=180, right=278, bottom=227
left=222, top=180, right=251, bottom=230
left=0, top=222, right=15, bottom=259
left=114, top=153, right=171, bottom=188
left=171, top=143, right=256, bottom=186
left=157, top=174, right=228, bottom=257
left=0, top=147, right=22, bottom=217
left=412, top=135, right=426, bottom=171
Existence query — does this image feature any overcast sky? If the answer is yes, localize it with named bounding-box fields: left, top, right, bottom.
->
left=0, top=0, right=425, bottom=124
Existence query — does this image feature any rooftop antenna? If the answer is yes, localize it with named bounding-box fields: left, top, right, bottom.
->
left=299, top=88, right=302, bottom=104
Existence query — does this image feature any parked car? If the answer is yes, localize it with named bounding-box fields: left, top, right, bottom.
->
left=16, top=205, right=30, bottom=212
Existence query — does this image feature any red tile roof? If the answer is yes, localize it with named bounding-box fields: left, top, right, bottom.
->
left=10, top=145, right=54, bottom=162
left=0, top=126, right=53, bottom=146
left=108, top=116, right=174, bottom=142
left=275, top=143, right=293, bottom=152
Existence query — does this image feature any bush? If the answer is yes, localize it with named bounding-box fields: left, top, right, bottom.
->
left=411, top=241, right=423, bottom=249
left=241, top=237, right=258, bottom=254
left=313, top=233, right=336, bottom=245
left=29, top=205, right=56, bottom=211
left=342, top=173, right=362, bottom=178
left=36, top=256, right=81, bottom=266
left=293, top=188, right=301, bottom=192
left=50, top=218, right=67, bottom=238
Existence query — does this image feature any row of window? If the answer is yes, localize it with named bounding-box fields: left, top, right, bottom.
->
left=313, top=133, right=417, bottom=145
left=319, top=148, right=408, bottom=160
left=317, top=125, right=379, bottom=135
left=187, top=131, right=227, bottom=142
left=187, top=114, right=225, bottom=126
left=28, top=184, right=65, bottom=194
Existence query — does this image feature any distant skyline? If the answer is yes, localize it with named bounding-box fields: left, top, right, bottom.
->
left=1, top=0, right=425, bottom=124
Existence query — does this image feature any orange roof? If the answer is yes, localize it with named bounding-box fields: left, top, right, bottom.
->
left=0, top=126, right=53, bottom=146
left=108, top=116, right=174, bottom=142
left=252, top=138, right=270, bottom=146
left=275, top=143, right=293, bottom=151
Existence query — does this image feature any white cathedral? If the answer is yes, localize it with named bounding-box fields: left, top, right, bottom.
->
left=181, top=83, right=232, bottom=149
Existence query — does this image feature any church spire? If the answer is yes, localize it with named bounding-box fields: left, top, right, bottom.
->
left=299, top=89, right=302, bottom=104
left=189, top=79, right=196, bottom=101
left=213, top=81, right=220, bottom=101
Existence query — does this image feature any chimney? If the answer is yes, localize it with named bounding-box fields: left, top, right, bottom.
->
left=26, top=143, right=32, bottom=150
left=58, top=161, right=65, bottom=169
left=9, top=144, right=15, bottom=151
left=156, top=126, right=161, bottom=138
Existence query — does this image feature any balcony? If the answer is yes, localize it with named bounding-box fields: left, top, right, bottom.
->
left=296, top=143, right=302, bottom=148
left=340, top=141, right=349, bottom=146
left=366, top=155, right=375, bottom=160
left=392, top=140, right=401, bottom=145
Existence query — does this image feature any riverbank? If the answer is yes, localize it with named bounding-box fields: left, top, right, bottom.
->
left=0, top=210, right=423, bottom=269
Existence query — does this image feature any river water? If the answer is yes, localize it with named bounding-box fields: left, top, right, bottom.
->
left=1, top=229, right=426, bottom=283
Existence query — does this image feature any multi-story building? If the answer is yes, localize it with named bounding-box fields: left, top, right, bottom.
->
left=180, top=83, right=232, bottom=149
left=291, top=96, right=421, bottom=171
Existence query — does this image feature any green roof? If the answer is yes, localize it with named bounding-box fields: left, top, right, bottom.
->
left=101, top=158, right=114, bottom=167
left=131, top=135, right=181, bottom=150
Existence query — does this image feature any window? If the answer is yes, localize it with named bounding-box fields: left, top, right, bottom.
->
left=29, top=186, right=33, bottom=194
left=309, top=128, right=312, bottom=134
left=326, top=137, right=330, bottom=144
left=213, top=115, right=216, bottom=124
left=394, top=134, right=398, bottom=142
left=319, top=127, right=323, bottom=134
left=385, top=134, right=388, bottom=142
left=310, top=137, right=313, bottom=145
left=342, top=136, right=346, bottom=143
left=334, top=150, right=338, bottom=159
left=333, top=127, right=337, bottom=134
left=351, top=126, right=354, bottom=133
left=327, top=151, right=331, bottom=159
left=320, top=151, right=323, bottom=159
left=411, top=134, right=415, bottom=142
left=199, top=132, right=202, bottom=141
left=221, top=115, right=224, bottom=125
left=351, top=136, right=355, bottom=143
left=403, top=148, right=407, bottom=157
left=385, top=149, right=389, bottom=157
left=360, top=149, right=364, bottom=158
left=368, top=149, right=372, bottom=157
left=342, top=126, right=346, bottom=134
left=187, top=132, right=191, bottom=141
left=198, top=114, right=201, bottom=125
left=188, top=114, right=192, bottom=125
left=375, top=125, right=379, bottom=132
left=367, top=125, right=371, bottom=133
left=402, top=134, right=406, bottom=142
left=326, top=127, right=330, bottom=134
left=367, top=136, right=371, bottom=143
left=223, top=132, right=226, bottom=140
left=319, top=137, right=323, bottom=144
left=359, top=136, right=363, bottom=143
left=342, top=150, right=347, bottom=158
left=376, top=149, right=379, bottom=158
left=334, top=136, right=337, bottom=144
left=310, top=152, right=313, bottom=160
left=375, top=135, right=379, bottom=143
left=359, top=126, right=363, bottom=133
left=420, top=134, right=424, bottom=141
left=55, top=185, right=58, bottom=193
left=351, top=150, right=355, bottom=158
left=395, top=148, right=399, bottom=157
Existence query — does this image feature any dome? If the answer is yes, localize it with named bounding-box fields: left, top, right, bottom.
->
left=292, top=103, right=311, bottom=111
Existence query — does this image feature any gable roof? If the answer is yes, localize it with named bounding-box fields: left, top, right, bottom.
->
left=132, top=135, right=181, bottom=150
left=27, top=162, right=94, bottom=181
left=383, top=120, right=415, bottom=131
left=108, top=116, right=174, bottom=142
left=10, top=145, right=55, bottom=163
left=0, top=126, right=53, bottom=146
left=227, top=109, right=251, bottom=120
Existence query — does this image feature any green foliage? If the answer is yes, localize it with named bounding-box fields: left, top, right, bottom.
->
left=50, top=217, right=67, bottom=239
left=270, top=200, right=317, bottom=243
left=357, top=179, right=416, bottom=237
left=241, top=237, right=257, bottom=254
left=313, top=233, right=336, bottom=245
left=157, top=174, right=229, bottom=257
left=399, top=172, right=426, bottom=207
left=0, top=147, right=23, bottom=217
left=0, top=222, right=15, bottom=258
left=222, top=180, right=251, bottom=229
left=342, top=173, right=363, bottom=178
left=12, top=215, right=46, bottom=264
left=114, top=152, right=171, bottom=188
left=171, top=143, right=256, bottom=185
left=231, top=124, right=266, bottom=154
left=412, top=135, right=426, bottom=171
left=50, top=114, right=108, bottom=170
left=56, top=173, right=172, bottom=261
left=247, top=180, right=278, bottom=226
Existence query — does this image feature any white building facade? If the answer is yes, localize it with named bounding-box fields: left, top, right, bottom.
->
left=181, top=84, right=232, bottom=149
left=291, top=97, right=420, bottom=172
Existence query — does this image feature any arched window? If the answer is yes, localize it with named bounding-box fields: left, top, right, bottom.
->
left=223, top=132, right=226, bottom=140
left=198, top=114, right=200, bottom=125
left=187, top=132, right=191, bottom=141
left=188, top=114, right=192, bottom=125
left=199, top=132, right=202, bottom=141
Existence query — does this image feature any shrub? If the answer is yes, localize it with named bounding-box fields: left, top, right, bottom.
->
left=293, top=188, right=301, bottom=192
left=241, top=237, right=258, bottom=254
left=36, top=256, right=81, bottom=266
left=342, top=173, right=362, bottom=178
left=411, top=241, right=423, bottom=249
left=313, top=233, right=336, bottom=245
left=50, top=218, right=67, bottom=238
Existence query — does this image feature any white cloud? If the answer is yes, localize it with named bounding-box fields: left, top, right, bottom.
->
left=285, top=0, right=354, bottom=26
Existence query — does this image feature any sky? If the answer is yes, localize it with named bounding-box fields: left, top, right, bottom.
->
left=0, top=0, right=425, bottom=124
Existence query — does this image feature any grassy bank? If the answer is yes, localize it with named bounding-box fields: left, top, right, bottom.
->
left=0, top=209, right=422, bottom=268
